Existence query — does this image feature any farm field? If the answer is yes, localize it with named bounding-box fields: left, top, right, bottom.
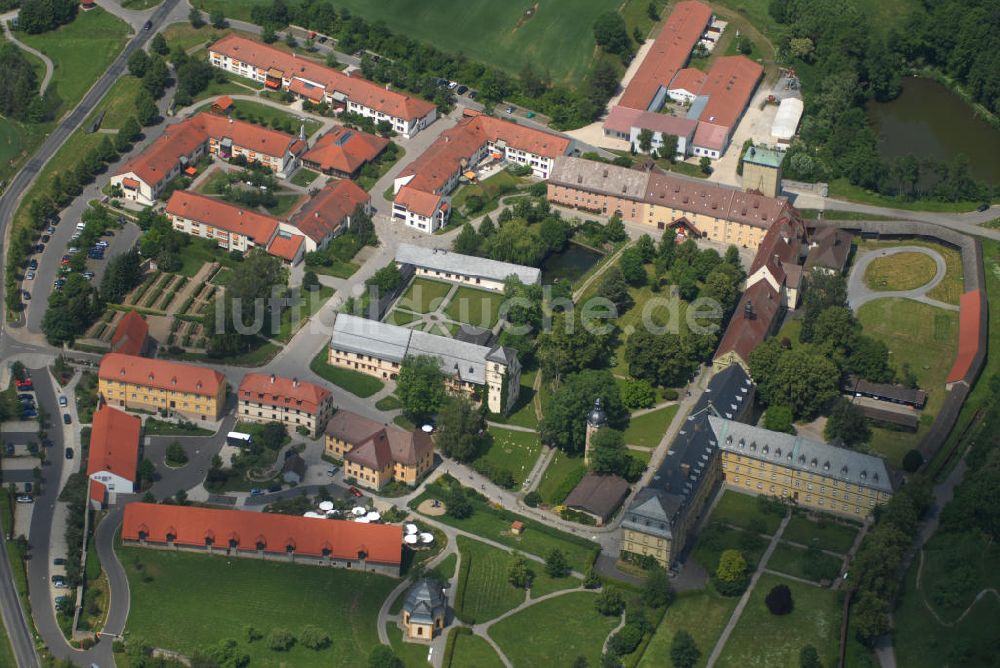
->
left=119, top=545, right=396, bottom=667
left=198, top=0, right=609, bottom=84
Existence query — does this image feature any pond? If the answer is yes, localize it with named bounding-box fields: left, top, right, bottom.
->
left=866, top=77, right=1000, bottom=185
left=541, top=243, right=603, bottom=285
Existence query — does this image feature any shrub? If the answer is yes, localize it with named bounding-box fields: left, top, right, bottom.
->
left=244, top=625, right=262, bottom=642
left=765, top=584, right=794, bottom=615
left=607, top=622, right=644, bottom=656
left=595, top=588, right=626, bottom=616
left=662, top=388, right=679, bottom=401
left=299, top=624, right=331, bottom=650
left=524, top=491, right=542, bottom=507
left=902, top=449, right=924, bottom=473
left=266, top=628, right=295, bottom=651
left=622, top=378, right=656, bottom=409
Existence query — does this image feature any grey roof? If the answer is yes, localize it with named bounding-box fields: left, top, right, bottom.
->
left=804, top=228, right=852, bottom=273
left=330, top=314, right=517, bottom=386
left=708, top=415, right=896, bottom=494
left=843, top=376, right=927, bottom=408
left=622, top=488, right=673, bottom=539
left=587, top=398, right=608, bottom=428
left=548, top=156, right=649, bottom=200
left=396, top=243, right=540, bottom=286
left=403, top=579, right=446, bottom=624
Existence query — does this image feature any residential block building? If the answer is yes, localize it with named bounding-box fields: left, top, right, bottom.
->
left=165, top=190, right=306, bottom=264
left=395, top=243, right=540, bottom=293
left=122, top=503, right=403, bottom=575
left=111, top=113, right=306, bottom=205
left=87, top=404, right=142, bottom=509
left=98, top=352, right=227, bottom=421
left=301, top=125, right=389, bottom=178
left=328, top=314, right=520, bottom=414
left=237, top=373, right=334, bottom=437
left=392, top=110, right=571, bottom=232
left=208, top=35, right=437, bottom=137
left=287, top=179, right=371, bottom=253
left=325, top=410, right=433, bottom=488
left=547, top=156, right=803, bottom=250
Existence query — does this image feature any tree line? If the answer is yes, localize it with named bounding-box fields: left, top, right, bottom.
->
left=15, top=0, right=76, bottom=34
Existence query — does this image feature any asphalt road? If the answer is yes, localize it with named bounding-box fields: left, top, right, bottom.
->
left=0, top=518, right=39, bottom=668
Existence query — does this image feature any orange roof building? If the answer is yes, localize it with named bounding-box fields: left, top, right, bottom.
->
left=302, top=125, right=389, bottom=178
left=87, top=404, right=142, bottom=507
left=111, top=310, right=149, bottom=357
left=288, top=179, right=371, bottom=251
left=111, top=113, right=306, bottom=206
left=98, top=352, right=227, bottom=422
left=688, top=56, right=763, bottom=157
left=208, top=35, right=437, bottom=138
left=392, top=110, right=571, bottom=233
left=238, top=373, right=334, bottom=437
left=947, top=289, right=984, bottom=386
left=122, top=503, right=403, bottom=575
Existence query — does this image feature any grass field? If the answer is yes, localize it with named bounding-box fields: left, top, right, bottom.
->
left=451, top=170, right=524, bottom=219
left=489, top=591, right=618, bottom=666
left=638, top=588, right=738, bottom=668
left=623, top=404, right=678, bottom=448
left=857, top=298, right=958, bottom=465
left=275, top=285, right=335, bottom=342
left=454, top=536, right=527, bottom=623
left=829, top=178, right=982, bottom=213
left=782, top=515, right=858, bottom=554
left=310, top=348, right=385, bottom=398
left=445, top=629, right=505, bottom=668
left=443, top=286, right=504, bottom=329
left=290, top=168, right=319, bottom=187
left=87, top=75, right=144, bottom=131
left=120, top=545, right=396, bottom=667
left=716, top=573, right=840, bottom=668
left=21, top=8, right=130, bottom=114
left=535, top=449, right=587, bottom=505
left=481, top=427, right=543, bottom=486
left=398, top=278, right=453, bottom=314
left=387, top=623, right=431, bottom=668
left=692, top=523, right=769, bottom=575
left=857, top=238, right=964, bottom=305
left=766, top=542, right=843, bottom=583
left=198, top=0, right=610, bottom=85
left=863, top=252, right=938, bottom=291
left=711, top=490, right=784, bottom=535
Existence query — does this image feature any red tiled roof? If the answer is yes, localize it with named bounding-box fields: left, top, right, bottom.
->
left=394, top=185, right=443, bottom=218
left=669, top=67, right=707, bottom=93
left=122, top=177, right=140, bottom=189
left=603, top=105, right=698, bottom=137
left=166, top=190, right=279, bottom=245
left=238, top=373, right=331, bottom=414
left=89, top=480, right=106, bottom=505
left=326, top=409, right=432, bottom=466
left=117, top=113, right=298, bottom=190
left=714, top=280, right=782, bottom=366
left=111, top=310, right=148, bottom=357
left=87, top=405, right=141, bottom=483
left=947, top=289, right=982, bottom=384
left=288, top=77, right=325, bottom=102
left=692, top=56, right=763, bottom=134
left=346, top=430, right=393, bottom=470
left=326, top=409, right=384, bottom=444
left=213, top=95, right=234, bottom=110
left=209, top=35, right=436, bottom=122
left=99, top=352, right=225, bottom=397
left=289, top=179, right=370, bottom=243
left=692, top=122, right=730, bottom=152
left=122, top=503, right=403, bottom=565
left=617, top=1, right=713, bottom=111
left=266, top=233, right=305, bottom=262
left=302, top=125, right=389, bottom=175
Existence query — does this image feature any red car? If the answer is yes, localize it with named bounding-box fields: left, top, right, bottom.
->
left=348, top=486, right=363, bottom=498
left=15, top=379, right=33, bottom=390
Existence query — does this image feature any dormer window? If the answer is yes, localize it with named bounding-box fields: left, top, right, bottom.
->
left=810, top=458, right=818, bottom=467
left=761, top=445, right=768, bottom=454
left=798, top=455, right=806, bottom=464
left=774, top=448, right=781, bottom=458
left=860, top=471, right=867, bottom=480
left=841, top=466, right=849, bottom=475
left=823, top=461, right=830, bottom=471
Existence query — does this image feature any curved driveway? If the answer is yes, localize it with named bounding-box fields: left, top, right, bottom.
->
left=847, top=245, right=959, bottom=312
left=1, top=12, right=54, bottom=94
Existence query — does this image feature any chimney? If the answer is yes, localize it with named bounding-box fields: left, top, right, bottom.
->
left=270, top=373, right=276, bottom=383
left=293, top=377, right=300, bottom=388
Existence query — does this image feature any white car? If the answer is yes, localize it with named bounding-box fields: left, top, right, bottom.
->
left=59, top=396, right=68, bottom=407
left=25, top=271, right=35, bottom=280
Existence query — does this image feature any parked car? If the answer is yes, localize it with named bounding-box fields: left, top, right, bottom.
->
left=327, top=466, right=339, bottom=477
left=448, top=81, right=458, bottom=89
left=63, top=414, right=72, bottom=425
left=17, top=393, right=33, bottom=401
left=25, top=271, right=35, bottom=280
left=59, top=396, right=68, bottom=407
left=349, top=486, right=363, bottom=497
left=22, top=290, right=30, bottom=301
left=267, top=484, right=281, bottom=493
left=24, top=483, right=32, bottom=493
left=53, top=557, right=66, bottom=566
left=249, top=488, right=264, bottom=496
left=318, top=35, right=327, bottom=43
left=52, top=576, right=67, bottom=589
left=15, top=379, right=33, bottom=390
left=103, top=229, right=115, bottom=237
left=977, top=202, right=990, bottom=212
left=64, top=447, right=73, bottom=459
left=82, top=272, right=95, bottom=281
left=28, top=259, right=38, bottom=270
left=16, top=495, right=33, bottom=504
left=33, top=244, right=44, bottom=253
left=19, top=396, right=34, bottom=406
left=23, top=409, right=38, bottom=419
left=53, top=279, right=66, bottom=290
left=95, top=240, right=109, bottom=248
left=46, top=225, right=56, bottom=234
left=469, top=90, right=478, bottom=100
left=456, top=85, right=468, bottom=95
left=68, top=247, right=79, bottom=255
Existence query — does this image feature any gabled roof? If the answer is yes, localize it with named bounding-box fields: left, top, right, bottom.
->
left=238, top=373, right=331, bottom=414
left=289, top=179, right=370, bottom=243
left=87, top=405, right=142, bottom=483
left=325, top=409, right=385, bottom=444
left=266, top=232, right=305, bottom=262
left=99, top=353, right=225, bottom=397
left=394, top=186, right=444, bottom=218
left=395, top=243, right=541, bottom=286
left=166, top=190, right=280, bottom=246
left=302, top=125, right=389, bottom=174
left=691, top=56, right=763, bottom=132
left=325, top=409, right=433, bottom=467
left=564, top=473, right=630, bottom=521
left=804, top=227, right=853, bottom=273
left=345, top=430, right=394, bottom=470
left=122, top=502, right=403, bottom=565
left=669, top=67, right=708, bottom=94
left=111, top=310, right=148, bottom=357
left=603, top=106, right=699, bottom=138
left=713, top=280, right=782, bottom=366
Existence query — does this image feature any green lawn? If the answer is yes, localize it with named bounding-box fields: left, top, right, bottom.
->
left=445, top=629, right=504, bottom=668
left=265, top=193, right=305, bottom=217
left=310, top=259, right=360, bottom=279
left=489, top=591, right=618, bottom=666
left=310, top=348, right=385, bottom=398
left=711, top=490, right=784, bottom=535
left=535, top=449, right=587, bottom=505
left=692, top=523, right=769, bottom=574
left=290, top=168, right=319, bottom=187
left=766, top=542, right=843, bottom=583
left=638, top=589, right=738, bottom=668
left=450, top=170, right=524, bottom=219
left=829, top=178, right=983, bottom=213
left=197, top=0, right=610, bottom=85
left=21, top=8, right=130, bottom=114
left=87, top=75, right=144, bottom=131
left=387, top=623, right=431, bottom=668
left=225, top=99, right=323, bottom=139
left=375, top=394, right=403, bottom=411
left=0, top=616, right=14, bottom=668
left=443, top=286, right=503, bottom=328
left=385, top=309, right=420, bottom=326
left=194, top=168, right=231, bottom=195
left=481, top=427, right=543, bottom=486
left=120, top=545, right=396, bottom=667
left=782, top=515, right=859, bottom=554
left=398, top=278, right=454, bottom=314
left=143, top=418, right=214, bottom=437
left=858, top=298, right=958, bottom=466
left=716, top=573, right=841, bottom=668
left=857, top=238, right=964, bottom=305
left=454, top=536, right=527, bottom=623
left=623, top=404, right=679, bottom=448
left=864, top=252, right=938, bottom=291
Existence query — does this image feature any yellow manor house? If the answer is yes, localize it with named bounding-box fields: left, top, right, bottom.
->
left=98, top=353, right=227, bottom=422
left=324, top=409, right=434, bottom=490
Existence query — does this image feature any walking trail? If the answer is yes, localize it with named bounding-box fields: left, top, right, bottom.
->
left=1, top=11, right=54, bottom=94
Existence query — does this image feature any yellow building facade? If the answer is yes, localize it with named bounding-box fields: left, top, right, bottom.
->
left=98, top=353, right=226, bottom=422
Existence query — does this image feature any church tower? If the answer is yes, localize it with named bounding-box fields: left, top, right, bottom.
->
left=584, top=397, right=607, bottom=466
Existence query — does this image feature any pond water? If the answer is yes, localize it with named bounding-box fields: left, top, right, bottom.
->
left=866, top=77, right=1000, bottom=185
left=541, top=243, right=603, bottom=285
